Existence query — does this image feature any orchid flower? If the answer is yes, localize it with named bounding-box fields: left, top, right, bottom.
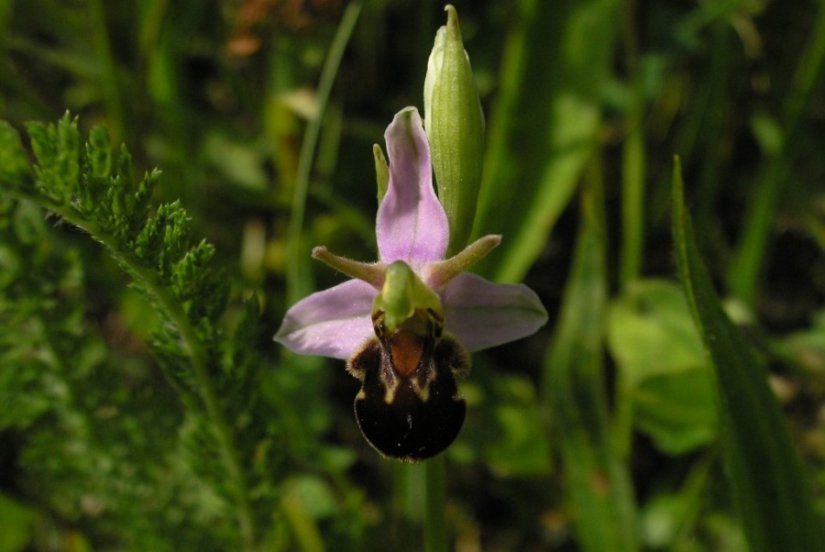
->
left=275, top=107, right=547, bottom=461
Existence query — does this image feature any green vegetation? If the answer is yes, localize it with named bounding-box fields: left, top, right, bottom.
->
left=2, top=0, right=824, bottom=550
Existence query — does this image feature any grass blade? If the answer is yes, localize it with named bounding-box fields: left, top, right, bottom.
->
left=671, top=158, right=823, bottom=552
left=286, top=0, right=363, bottom=304
left=473, top=0, right=618, bottom=283
left=542, top=168, right=639, bottom=551
left=726, top=2, right=825, bottom=305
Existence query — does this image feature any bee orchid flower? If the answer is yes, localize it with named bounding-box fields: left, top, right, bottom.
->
left=275, top=107, right=547, bottom=461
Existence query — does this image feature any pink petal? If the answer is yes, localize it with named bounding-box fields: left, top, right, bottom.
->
left=274, top=279, right=376, bottom=360
left=376, top=107, right=449, bottom=267
left=440, top=273, right=548, bottom=352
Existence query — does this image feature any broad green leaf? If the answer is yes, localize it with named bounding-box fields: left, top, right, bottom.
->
left=203, top=132, right=268, bottom=192
left=672, top=159, right=824, bottom=552
left=473, top=0, right=618, bottom=282
left=542, top=178, right=639, bottom=551
left=771, top=308, right=825, bottom=377
left=608, top=280, right=707, bottom=387
left=632, top=370, right=717, bottom=454
left=608, top=280, right=717, bottom=454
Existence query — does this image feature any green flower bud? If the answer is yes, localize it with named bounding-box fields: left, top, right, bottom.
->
left=424, top=4, right=485, bottom=255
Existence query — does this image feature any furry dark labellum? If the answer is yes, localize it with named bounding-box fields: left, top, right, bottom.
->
left=347, top=323, right=469, bottom=462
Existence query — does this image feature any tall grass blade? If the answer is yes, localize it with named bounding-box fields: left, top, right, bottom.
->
left=474, top=0, right=618, bottom=283
left=672, top=158, right=823, bottom=552
left=542, top=169, right=639, bottom=551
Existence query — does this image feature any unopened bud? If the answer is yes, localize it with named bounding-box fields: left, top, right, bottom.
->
left=424, top=5, right=485, bottom=255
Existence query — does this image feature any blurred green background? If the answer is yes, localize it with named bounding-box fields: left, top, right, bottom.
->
left=1, top=0, right=825, bottom=550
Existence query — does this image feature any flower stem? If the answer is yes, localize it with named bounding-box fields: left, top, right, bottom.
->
left=424, top=455, right=448, bottom=552
left=391, top=462, right=422, bottom=546
left=286, top=0, right=363, bottom=304
left=727, top=2, right=825, bottom=305
left=619, top=0, right=644, bottom=290
left=87, top=0, right=125, bottom=145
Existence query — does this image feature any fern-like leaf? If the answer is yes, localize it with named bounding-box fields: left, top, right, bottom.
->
left=0, top=115, right=277, bottom=549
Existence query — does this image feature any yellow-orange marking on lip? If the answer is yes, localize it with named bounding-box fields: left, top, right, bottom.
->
left=389, top=331, right=424, bottom=377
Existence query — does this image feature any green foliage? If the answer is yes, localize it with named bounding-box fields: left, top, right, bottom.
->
left=608, top=280, right=717, bottom=455
left=0, top=194, right=224, bottom=549
left=2, top=1, right=825, bottom=550
left=0, top=116, right=281, bottom=549
left=0, top=493, right=39, bottom=551
left=453, top=363, right=552, bottom=477
left=480, top=373, right=551, bottom=477
left=672, top=159, right=824, bottom=552
left=727, top=4, right=825, bottom=305
left=473, top=0, right=618, bottom=283
left=542, top=177, right=639, bottom=552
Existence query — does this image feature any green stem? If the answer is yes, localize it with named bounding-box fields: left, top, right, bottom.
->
left=542, top=161, right=640, bottom=552
left=619, top=0, right=644, bottom=289
left=620, top=88, right=644, bottom=287
left=286, top=0, right=364, bottom=304
left=728, top=0, right=825, bottom=305
left=391, top=462, right=423, bottom=547
left=87, top=0, right=125, bottom=145
left=614, top=0, right=644, bottom=460
left=17, top=193, right=258, bottom=549
left=424, top=456, right=448, bottom=552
